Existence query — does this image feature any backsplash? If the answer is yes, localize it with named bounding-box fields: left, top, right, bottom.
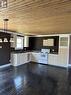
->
left=29, top=36, right=59, bottom=54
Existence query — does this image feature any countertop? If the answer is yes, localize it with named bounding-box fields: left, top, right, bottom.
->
left=11, top=50, right=41, bottom=53
left=11, top=49, right=58, bottom=54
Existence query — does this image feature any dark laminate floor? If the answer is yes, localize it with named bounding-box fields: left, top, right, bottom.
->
left=0, top=63, right=71, bottom=95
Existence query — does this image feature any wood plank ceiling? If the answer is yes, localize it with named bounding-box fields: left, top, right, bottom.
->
left=0, top=0, right=71, bottom=35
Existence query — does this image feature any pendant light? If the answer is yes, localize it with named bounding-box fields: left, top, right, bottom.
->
left=3, top=18, right=9, bottom=42
left=3, top=18, right=9, bottom=32
left=10, top=37, right=14, bottom=42
left=0, top=39, right=2, bottom=43
left=4, top=38, right=8, bottom=42
left=3, top=19, right=14, bottom=42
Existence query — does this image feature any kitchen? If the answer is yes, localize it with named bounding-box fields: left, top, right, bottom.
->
left=0, top=0, right=71, bottom=95
left=11, top=34, right=70, bottom=68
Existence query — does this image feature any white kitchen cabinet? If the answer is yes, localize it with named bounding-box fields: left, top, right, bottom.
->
left=48, top=48, right=68, bottom=67
left=23, top=52, right=31, bottom=63
left=27, top=52, right=31, bottom=62
left=11, top=53, right=20, bottom=66
left=11, top=35, right=16, bottom=48
left=31, top=52, right=40, bottom=63
left=48, top=54, right=58, bottom=66
left=11, top=35, right=24, bottom=50
left=11, top=52, right=31, bottom=66
left=59, top=36, right=69, bottom=48
left=20, top=53, right=27, bottom=65
left=11, top=49, right=68, bottom=67
left=24, top=36, right=29, bottom=47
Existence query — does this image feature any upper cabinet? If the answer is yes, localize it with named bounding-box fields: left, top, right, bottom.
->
left=24, top=36, right=29, bottom=47
left=59, top=36, right=69, bottom=48
left=10, top=35, right=16, bottom=48
left=11, top=35, right=24, bottom=50
left=11, top=35, right=29, bottom=50
left=15, top=36, right=24, bottom=50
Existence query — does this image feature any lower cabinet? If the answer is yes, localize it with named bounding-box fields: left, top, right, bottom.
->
left=11, top=52, right=47, bottom=66
left=11, top=52, right=31, bottom=66
left=31, top=52, right=40, bottom=63
left=48, top=48, right=68, bottom=67
left=11, top=49, right=68, bottom=67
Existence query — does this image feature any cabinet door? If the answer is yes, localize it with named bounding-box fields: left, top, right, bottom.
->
left=31, top=53, right=36, bottom=62
left=48, top=48, right=68, bottom=67
left=27, top=53, right=31, bottom=62
left=24, top=53, right=29, bottom=63
left=59, top=36, right=68, bottom=48
left=31, top=52, right=40, bottom=63
left=20, top=53, right=27, bottom=64
left=35, top=53, right=40, bottom=63
left=11, top=54, right=20, bottom=66
left=48, top=54, right=58, bottom=66
left=24, top=36, right=29, bottom=47
left=21, top=53, right=30, bottom=64
left=17, top=54, right=20, bottom=65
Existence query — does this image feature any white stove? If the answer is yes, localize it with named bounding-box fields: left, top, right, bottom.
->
left=39, top=49, right=50, bottom=64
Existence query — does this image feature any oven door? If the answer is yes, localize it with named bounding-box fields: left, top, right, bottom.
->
left=39, top=53, right=48, bottom=64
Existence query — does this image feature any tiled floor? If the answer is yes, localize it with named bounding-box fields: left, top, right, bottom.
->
left=0, top=63, right=71, bottom=95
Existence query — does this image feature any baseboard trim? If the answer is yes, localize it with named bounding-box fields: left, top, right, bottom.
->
left=31, top=61, right=67, bottom=68
left=0, top=64, right=11, bottom=68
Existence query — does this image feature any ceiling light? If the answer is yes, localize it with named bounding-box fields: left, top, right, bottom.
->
left=0, top=0, right=7, bottom=8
